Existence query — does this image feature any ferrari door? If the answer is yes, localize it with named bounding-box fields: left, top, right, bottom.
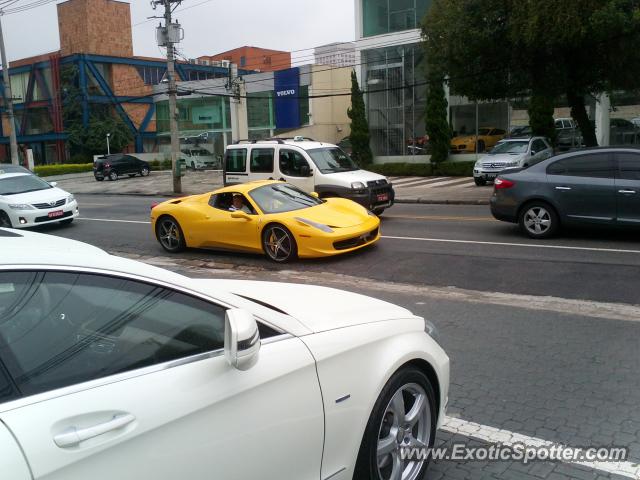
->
left=191, top=196, right=262, bottom=252
left=0, top=269, right=324, bottom=480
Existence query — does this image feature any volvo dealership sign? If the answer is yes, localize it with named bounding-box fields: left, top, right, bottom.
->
left=274, top=67, right=300, bottom=129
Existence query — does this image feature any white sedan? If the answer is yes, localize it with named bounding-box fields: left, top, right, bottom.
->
left=0, top=230, right=449, bottom=480
left=0, top=170, right=78, bottom=228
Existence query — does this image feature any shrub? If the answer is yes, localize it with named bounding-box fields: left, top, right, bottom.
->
left=34, top=163, right=93, bottom=177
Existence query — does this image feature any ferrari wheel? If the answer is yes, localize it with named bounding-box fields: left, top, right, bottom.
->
left=354, top=367, right=437, bottom=480
left=156, top=216, right=186, bottom=253
left=262, top=224, right=297, bottom=262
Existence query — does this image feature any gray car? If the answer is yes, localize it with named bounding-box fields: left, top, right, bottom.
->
left=490, top=147, right=640, bottom=238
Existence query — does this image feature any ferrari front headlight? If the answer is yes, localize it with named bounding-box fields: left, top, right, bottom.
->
left=295, top=217, right=334, bottom=233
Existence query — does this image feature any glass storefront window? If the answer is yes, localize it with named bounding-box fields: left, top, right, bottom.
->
left=363, top=43, right=427, bottom=157
left=156, top=96, right=232, bottom=160
left=362, top=0, right=432, bottom=37
left=247, top=91, right=273, bottom=129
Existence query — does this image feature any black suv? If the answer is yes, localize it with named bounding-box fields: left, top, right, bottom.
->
left=94, top=155, right=150, bottom=181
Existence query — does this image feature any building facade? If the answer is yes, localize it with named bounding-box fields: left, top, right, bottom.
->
left=154, top=65, right=352, bottom=160
left=314, top=43, right=356, bottom=68
left=0, top=0, right=239, bottom=165
left=199, top=46, right=291, bottom=73
left=354, top=0, right=432, bottom=162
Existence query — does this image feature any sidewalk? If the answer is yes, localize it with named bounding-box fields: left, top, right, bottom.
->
left=45, top=171, right=492, bottom=205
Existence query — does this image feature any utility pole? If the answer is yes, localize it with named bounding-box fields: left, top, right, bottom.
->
left=152, top=0, right=183, bottom=194
left=0, top=13, right=19, bottom=166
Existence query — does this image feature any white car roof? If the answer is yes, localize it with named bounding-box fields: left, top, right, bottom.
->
left=227, top=140, right=338, bottom=151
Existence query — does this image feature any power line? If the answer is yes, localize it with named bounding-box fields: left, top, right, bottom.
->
left=1, top=0, right=57, bottom=14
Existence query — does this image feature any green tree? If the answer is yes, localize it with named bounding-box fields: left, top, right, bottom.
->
left=347, top=71, right=373, bottom=167
left=425, top=71, right=451, bottom=164
left=61, top=65, right=133, bottom=158
left=422, top=0, right=640, bottom=147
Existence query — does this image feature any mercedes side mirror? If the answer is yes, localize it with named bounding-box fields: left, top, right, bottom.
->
left=300, top=164, right=312, bottom=177
left=224, top=309, right=260, bottom=371
left=49, top=182, right=58, bottom=187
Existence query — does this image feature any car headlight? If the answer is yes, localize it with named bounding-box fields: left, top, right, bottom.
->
left=294, top=217, right=334, bottom=233
left=8, top=204, right=34, bottom=210
left=424, top=318, right=441, bottom=344
left=351, top=182, right=366, bottom=190
left=67, top=194, right=75, bottom=204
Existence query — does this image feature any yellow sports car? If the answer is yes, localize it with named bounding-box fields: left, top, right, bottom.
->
left=450, top=127, right=506, bottom=153
left=151, top=180, right=380, bottom=262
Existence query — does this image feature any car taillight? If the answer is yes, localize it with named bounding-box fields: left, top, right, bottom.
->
left=150, top=202, right=158, bottom=210
left=495, top=178, right=515, bottom=189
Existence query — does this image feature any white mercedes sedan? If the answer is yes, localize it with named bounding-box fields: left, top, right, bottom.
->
left=0, top=170, right=79, bottom=228
left=0, top=229, right=449, bottom=480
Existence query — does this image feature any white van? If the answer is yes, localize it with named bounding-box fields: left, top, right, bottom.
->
left=223, top=137, right=395, bottom=214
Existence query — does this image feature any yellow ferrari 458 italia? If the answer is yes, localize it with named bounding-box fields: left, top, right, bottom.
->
left=151, top=180, right=380, bottom=262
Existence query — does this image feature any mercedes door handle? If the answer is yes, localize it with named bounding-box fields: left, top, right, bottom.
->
left=555, top=186, right=572, bottom=191
left=54, top=413, right=136, bottom=448
left=618, top=189, right=637, bottom=194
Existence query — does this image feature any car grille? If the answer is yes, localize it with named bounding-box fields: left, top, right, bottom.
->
left=481, top=162, right=508, bottom=169
left=367, top=179, right=388, bottom=187
left=333, top=228, right=379, bottom=251
left=35, top=211, right=72, bottom=223
left=32, top=199, right=66, bottom=209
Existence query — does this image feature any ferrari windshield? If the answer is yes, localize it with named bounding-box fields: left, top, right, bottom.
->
left=489, top=141, right=529, bottom=155
left=307, top=147, right=359, bottom=173
left=0, top=174, right=52, bottom=195
left=249, top=183, right=322, bottom=214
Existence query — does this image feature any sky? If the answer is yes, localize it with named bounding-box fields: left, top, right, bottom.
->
left=1, top=0, right=356, bottom=63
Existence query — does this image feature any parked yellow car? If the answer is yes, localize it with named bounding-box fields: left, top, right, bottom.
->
left=151, top=180, right=380, bottom=262
left=450, top=127, right=506, bottom=153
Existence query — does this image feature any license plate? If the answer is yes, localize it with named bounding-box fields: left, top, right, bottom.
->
left=486, top=174, right=497, bottom=180
left=377, top=193, right=389, bottom=202
left=48, top=210, right=64, bottom=218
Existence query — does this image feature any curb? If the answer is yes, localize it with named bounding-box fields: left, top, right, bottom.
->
left=395, top=198, right=490, bottom=206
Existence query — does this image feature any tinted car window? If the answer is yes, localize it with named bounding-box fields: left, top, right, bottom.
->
left=279, top=149, right=309, bottom=177
left=532, top=140, right=547, bottom=152
left=0, top=271, right=226, bottom=397
left=0, top=362, right=17, bottom=403
left=250, top=148, right=275, bottom=173
left=225, top=149, right=247, bottom=173
left=547, top=154, right=614, bottom=178
left=617, top=153, right=640, bottom=181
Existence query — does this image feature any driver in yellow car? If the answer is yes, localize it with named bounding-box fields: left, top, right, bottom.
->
left=229, top=194, right=252, bottom=214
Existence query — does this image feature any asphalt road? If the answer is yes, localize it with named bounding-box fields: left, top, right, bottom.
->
left=22, top=194, right=640, bottom=480
left=38, top=193, right=640, bottom=305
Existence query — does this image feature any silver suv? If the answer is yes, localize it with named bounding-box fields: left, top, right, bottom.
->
left=473, top=137, right=553, bottom=186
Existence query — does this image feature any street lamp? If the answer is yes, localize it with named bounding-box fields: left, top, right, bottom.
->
left=106, top=133, right=111, bottom=155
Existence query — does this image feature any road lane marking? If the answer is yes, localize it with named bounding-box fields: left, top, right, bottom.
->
left=442, top=416, right=639, bottom=478
left=76, top=217, right=640, bottom=255
left=384, top=215, right=495, bottom=222
left=77, top=217, right=151, bottom=225
left=381, top=235, right=640, bottom=255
